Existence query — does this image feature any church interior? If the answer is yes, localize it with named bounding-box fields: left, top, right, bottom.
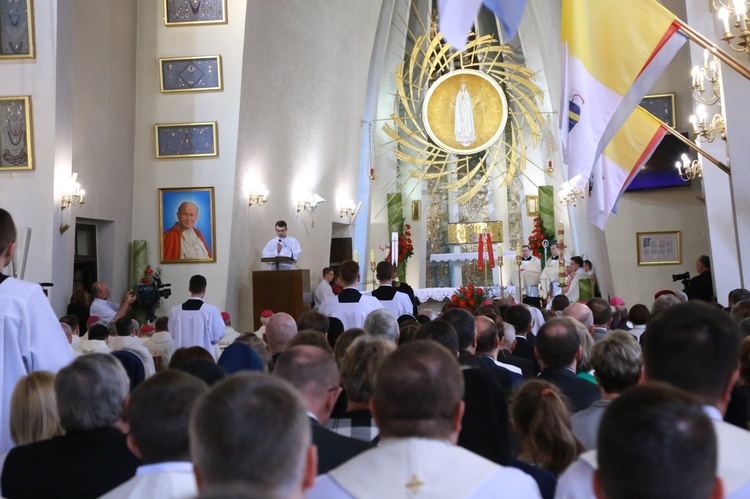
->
left=2, top=0, right=748, bottom=331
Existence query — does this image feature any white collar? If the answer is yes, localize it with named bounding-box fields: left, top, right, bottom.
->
left=702, top=405, right=723, bottom=421
left=136, top=461, right=194, bottom=476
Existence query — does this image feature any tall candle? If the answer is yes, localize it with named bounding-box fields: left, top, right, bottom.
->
left=353, top=250, right=358, bottom=263
left=370, top=250, right=375, bottom=263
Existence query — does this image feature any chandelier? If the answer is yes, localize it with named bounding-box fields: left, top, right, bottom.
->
left=689, top=104, right=726, bottom=143
left=675, top=154, right=702, bottom=181
left=715, top=0, right=750, bottom=52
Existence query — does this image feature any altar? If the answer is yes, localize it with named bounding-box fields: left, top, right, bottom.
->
left=414, top=285, right=517, bottom=303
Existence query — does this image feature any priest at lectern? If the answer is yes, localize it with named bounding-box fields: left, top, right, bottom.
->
left=261, top=220, right=301, bottom=270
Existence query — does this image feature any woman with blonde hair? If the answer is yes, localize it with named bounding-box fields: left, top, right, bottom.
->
left=511, top=379, right=584, bottom=476
left=9, top=371, right=63, bottom=446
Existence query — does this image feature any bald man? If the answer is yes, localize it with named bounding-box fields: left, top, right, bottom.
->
left=163, top=201, right=212, bottom=260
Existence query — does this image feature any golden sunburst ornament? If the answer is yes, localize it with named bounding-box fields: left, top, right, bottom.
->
left=384, top=33, right=544, bottom=203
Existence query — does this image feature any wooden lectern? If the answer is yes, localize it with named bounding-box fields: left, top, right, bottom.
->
left=261, top=256, right=294, bottom=270
left=253, top=261, right=310, bottom=330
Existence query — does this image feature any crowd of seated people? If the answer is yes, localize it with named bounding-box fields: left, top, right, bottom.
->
left=4, top=257, right=750, bottom=497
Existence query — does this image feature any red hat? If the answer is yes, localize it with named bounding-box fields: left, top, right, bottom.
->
left=654, top=289, right=676, bottom=299
left=140, top=324, right=155, bottom=333
left=86, top=316, right=100, bottom=325
left=221, top=312, right=230, bottom=322
left=260, top=309, right=274, bottom=318
left=609, top=297, right=625, bottom=306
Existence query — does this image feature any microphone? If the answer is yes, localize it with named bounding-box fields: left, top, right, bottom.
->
left=278, top=238, right=295, bottom=261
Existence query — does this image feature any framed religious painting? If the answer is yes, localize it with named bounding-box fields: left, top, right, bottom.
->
left=640, top=94, right=675, bottom=128
left=159, top=187, right=216, bottom=263
left=636, top=231, right=681, bottom=266
left=159, top=55, right=223, bottom=93
left=0, top=96, right=33, bottom=171
left=0, top=0, right=35, bottom=59
left=155, top=122, right=218, bottom=159
left=163, top=0, right=227, bottom=26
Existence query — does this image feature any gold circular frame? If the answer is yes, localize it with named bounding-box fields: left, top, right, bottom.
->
left=422, top=69, right=509, bottom=156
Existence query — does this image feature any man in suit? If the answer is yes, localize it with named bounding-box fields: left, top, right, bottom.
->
left=169, top=274, right=225, bottom=358
left=557, top=302, right=750, bottom=498
left=535, top=317, right=600, bottom=413
left=586, top=298, right=612, bottom=342
left=505, top=305, right=536, bottom=363
left=1, top=354, right=141, bottom=498
left=563, top=302, right=594, bottom=337
left=319, top=260, right=382, bottom=330
left=371, top=261, right=413, bottom=318
left=442, top=308, right=512, bottom=390
left=190, top=373, right=316, bottom=497
left=474, top=315, right=524, bottom=388
left=686, top=255, right=715, bottom=303
left=263, top=312, right=298, bottom=369
left=274, top=345, right=372, bottom=474
left=497, top=323, right=535, bottom=378
left=101, top=370, right=208, bottom=498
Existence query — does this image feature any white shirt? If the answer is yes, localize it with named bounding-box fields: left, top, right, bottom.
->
left=261, top=235, right=301, bottom=270
left=309, top=438, right=541, bottom=499
left=90, top=297, right=119, bottom=324
left=318, top=288, right=383, bottom=331
left=100, top=461, right=197, bottom=499
left=554, top=405, right=750, bottom=499
left=0, top=276, right=74, bottom=454
left=564, top=268, right=585, bottom=303
left=369, top=285, right=413, bottom=318
left=314, top=280, right=334, bottom=309
left=169, top=298, right=225, bottom=359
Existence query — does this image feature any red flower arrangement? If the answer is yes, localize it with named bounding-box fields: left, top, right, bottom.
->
left=527, top=217, right=547, bottom=259
left=450, top=283, right=485, bottom=309
left=397, top=224, right=414, bottom=263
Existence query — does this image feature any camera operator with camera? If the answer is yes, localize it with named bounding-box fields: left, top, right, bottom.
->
left=681, top=255, right=715, bottom=303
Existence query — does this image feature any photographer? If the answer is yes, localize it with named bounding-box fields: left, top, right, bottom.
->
left=685, top=255, right=715, bottom=303
left=90, top=281, right=136, bottom=324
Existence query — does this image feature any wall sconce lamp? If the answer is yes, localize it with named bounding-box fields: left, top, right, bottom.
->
left=716, top=1, right=750, bottom=53
left=675, top=153, right=702, bottom=182
left=339, top=200, right=358, bottom=220
left=689, top=104, right=726, bottom=143
left=297, top=193, right=325, bottom=213
left=60, top=172, right=85, bottom=234
left=248, top=186, right=269, bottom=206
left=689, top=49, right=721, bottom=106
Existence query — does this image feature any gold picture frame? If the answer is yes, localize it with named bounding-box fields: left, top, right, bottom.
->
left=155, top=122, right=218, bottom=159
left=159, top=55, right=223, bottom=93
left=640, top=94, right=676, bottom=128
left=526, top=195, right=539, bottom=216
left=636, top=231, right=681, bottom=266
left=163, top=0, right=227, bottom=26
left=448, top=221, right=503, bottom=244
left=411, top=200, right=421, bottom=221
left=159, top=186, right=217, bottom=263
left=0, top=0, right=35, bottom=59
left=0, top=95, right=33, bottom=171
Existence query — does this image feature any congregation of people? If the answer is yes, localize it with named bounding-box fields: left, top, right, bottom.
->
left=2, top=206, right=749, bottom=498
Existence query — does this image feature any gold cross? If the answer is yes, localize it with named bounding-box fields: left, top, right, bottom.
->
left=405, top=474, right=425, bottom=494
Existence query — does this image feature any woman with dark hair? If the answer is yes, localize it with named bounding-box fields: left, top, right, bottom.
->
left=67, top=289, right=91, bottom=334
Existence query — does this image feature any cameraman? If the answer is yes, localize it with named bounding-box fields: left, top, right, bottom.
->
left=90, top=281, right=136, bottom=324
left=685, top=255, right=715, bottom=303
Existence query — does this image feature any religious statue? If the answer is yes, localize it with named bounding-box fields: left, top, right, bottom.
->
left=454, top=83, right=476, bottom=147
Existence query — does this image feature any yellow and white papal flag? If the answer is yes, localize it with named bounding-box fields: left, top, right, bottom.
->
left=560, top=0, right=686, bottom=190
left=587, top=106, right=667, bottom=230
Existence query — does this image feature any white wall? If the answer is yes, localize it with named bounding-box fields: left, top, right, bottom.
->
left=67, top=0, right=138, bottom=307
left=131, top=0, right=248, bottom=317
left=0, top=1, right=59, bottom=300
left=227, top=0, right=383, bottom=331
left=604, top=182, right=709, bottom=307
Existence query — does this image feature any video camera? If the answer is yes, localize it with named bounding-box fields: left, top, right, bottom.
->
left=672, top=272, right=691, bottom=291
left=135, top=275, right=171, bottom=322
